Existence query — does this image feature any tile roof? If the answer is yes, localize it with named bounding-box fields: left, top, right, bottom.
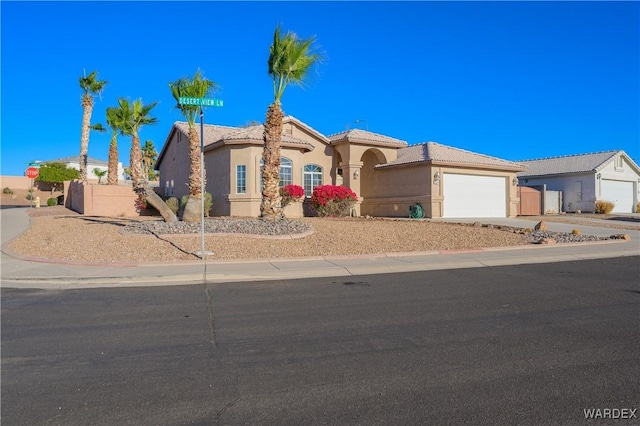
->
left=173, top=122, right=314, bottom=149
left=516, top=150, right=623, bottom=177
left=284, top=116, right=330, bottom=143
left=328, top=129, right=407, bottom=147
left=376, top=142, right=526, bottom=171
left=44, top=156, right=108, bottom=166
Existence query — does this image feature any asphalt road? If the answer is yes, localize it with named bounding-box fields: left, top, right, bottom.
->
left=2, top=257, right=639, bottom=425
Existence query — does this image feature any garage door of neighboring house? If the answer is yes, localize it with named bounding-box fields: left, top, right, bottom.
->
left=601, top=179, right=634, bottom=213
left=443, top=174, right=507, bottom=218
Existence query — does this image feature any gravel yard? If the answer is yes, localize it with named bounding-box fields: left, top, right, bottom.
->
left=4, top=206, right=630, bottom=264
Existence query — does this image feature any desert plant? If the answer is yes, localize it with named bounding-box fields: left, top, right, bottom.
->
left=572, top=228, right=581, bottom=235
left=636, top=202, right=640, bottom=213
left=204, top=192, right=213, bottom=217
left=279, top=184, right=304, bottom=208
left=179, top=193, right=212, bottom=217
left=312, top=185, right=358, bottom=217
left=78, top=70, right=108, bottom=183
left=165, top=197, right=180, bottom=215
left=47, top=198, right=58, bottom=206
left=169, top=70, right=217, bottom=222
left=93, top=168, right=107, bottom=184
left=261, top=25, right=322, bottom=220
left=595, top=200, right=615, bottom=214
left=25, top=193, right=34, bottom=201
left=3, top=187, right=13, bottom=194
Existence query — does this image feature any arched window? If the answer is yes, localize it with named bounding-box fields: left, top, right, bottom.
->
left=303, top=164, right=323, bottom=197
left=259, top=157, right=293, bottom=189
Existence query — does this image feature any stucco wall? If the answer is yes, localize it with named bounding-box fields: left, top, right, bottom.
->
left=65, top=181, right=141, bottom=217
left=360, top=163, right=432, bottom=217
left=1, top=176, right=33, bottom=190
left=158, top=131, right=191, bottom=200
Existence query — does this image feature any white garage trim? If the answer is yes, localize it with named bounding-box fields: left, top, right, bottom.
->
left=600, top=179, right=634, bottom=213
left=443, top=174, right=507, bottom=218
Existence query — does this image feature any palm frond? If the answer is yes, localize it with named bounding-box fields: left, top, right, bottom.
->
left=168, top=69, right=218, bottom=127
left=268, top=26, right=322, bottom=101
left=90, top=123, right=107, bottom=133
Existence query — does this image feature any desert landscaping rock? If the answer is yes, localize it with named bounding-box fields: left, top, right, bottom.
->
left=2, top=206, right=627, bottom=264
left=122, top=217, right=314, bottom=237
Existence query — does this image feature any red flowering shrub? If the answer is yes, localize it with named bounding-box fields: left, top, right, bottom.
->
left=311, top=185, right=358, bottom=217
left=135, top=196, right=149, bottom=211
left=279, top=184, right=305, bottom=208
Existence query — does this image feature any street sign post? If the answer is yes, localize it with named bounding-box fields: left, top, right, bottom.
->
left=25, top=167, right=39, bottom=208
left=177, top=96, right=223, bottom=270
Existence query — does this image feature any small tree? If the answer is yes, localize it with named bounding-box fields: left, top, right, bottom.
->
left=141, top=140, right=158, bottom=181
left=36, top=163, right=79, bottom=193
left=93, top=168, right=107, bottom=184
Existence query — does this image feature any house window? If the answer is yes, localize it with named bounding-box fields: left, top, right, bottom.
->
left=236, top=165, right=246, bottom=194
left=304, top=164, right=323, bottom=197
left=259, top=157, right=293, bottom=189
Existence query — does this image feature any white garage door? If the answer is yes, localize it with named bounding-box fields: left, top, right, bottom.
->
left=601, top=180, right=634, bottom=213
left=443, top=174, right=507, bottom=218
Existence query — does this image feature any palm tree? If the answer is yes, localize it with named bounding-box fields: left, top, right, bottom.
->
left=169, top=69, right=217, bottom=222
left=93, top=168, right=107, bottom=184
left=118, top=98, right=177, bottom=223
left=105, top=106, right=126, bottom=185
left=78, top=70, right=108, bottom=183
left=141, top=140, right=158, bottom=181
left=261, top=26, right=321, bottom=221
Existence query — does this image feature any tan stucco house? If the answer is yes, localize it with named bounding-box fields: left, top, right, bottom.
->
left=156, top=116, right=526, bottom=218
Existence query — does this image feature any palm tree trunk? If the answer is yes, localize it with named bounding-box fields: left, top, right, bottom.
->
left=107, top=137, right=119, bottom=185
left=188, top=127, right=204, bottom=198
left=182, top=126, right=206, bottom=223
left=130, top=133, right=177, bottom=224
left=260, top=101, right=284, bottom=221
left=78, top=96, right=93, bottom=183
left=130, top=133, right=146, bottom=194
left=144, top=189, right=178, bottom=223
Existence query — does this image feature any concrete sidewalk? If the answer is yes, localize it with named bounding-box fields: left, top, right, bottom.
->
left=1, top=207, right=638, bottom=289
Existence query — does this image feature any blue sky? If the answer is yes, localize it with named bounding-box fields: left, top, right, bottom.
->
left=1, top=1, right=638, bottom=176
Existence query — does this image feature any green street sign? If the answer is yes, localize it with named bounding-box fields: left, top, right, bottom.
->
left=178, top=97, right=223, bottom=107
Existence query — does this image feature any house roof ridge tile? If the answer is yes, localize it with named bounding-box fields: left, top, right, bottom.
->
left=517, top=149, right=621, bottom=163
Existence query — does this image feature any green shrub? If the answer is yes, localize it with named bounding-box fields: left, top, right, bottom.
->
left=636, top=202, right=640, bottom=213
left=165, top=197, right=180, bottom=215
left=25, top=193, right=34, bottom=201
left=204, top=192, right=213, bottom=217
left=3, top=187, right=13, bottom=195
left=46, top=198, right=57, bottom=206
left=572, top=228, right=581, bottom=235
left=595, top=200, right=614, bottom=214
left=311, top=185, right=358, bottom=217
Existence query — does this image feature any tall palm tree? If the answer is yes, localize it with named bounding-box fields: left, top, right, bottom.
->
left=118, top=98, right=177, bottom=223
left=78, top=70, right=108, bottom=183
left=141, top=140, right=158, bottom=181
left=105, top=106, right=126, bottom=185
left=169, top=69, right=217, bottom=222
left=261, top=26, right=321, bottom=221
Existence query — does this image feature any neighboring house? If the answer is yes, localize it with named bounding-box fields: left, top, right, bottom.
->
left=39, top=156, right=125, bottom=182
left=156, top=116, right=526, bottom=218
left=517, top=150, right=640, bottom=213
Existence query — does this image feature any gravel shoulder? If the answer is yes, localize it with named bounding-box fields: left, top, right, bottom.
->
left=4, top=206, right=632, bottom=264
